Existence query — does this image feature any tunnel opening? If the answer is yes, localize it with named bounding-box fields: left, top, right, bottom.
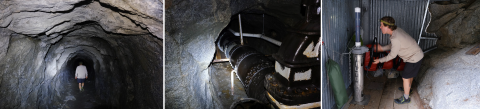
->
left=0, top=7, right=163, bottom=107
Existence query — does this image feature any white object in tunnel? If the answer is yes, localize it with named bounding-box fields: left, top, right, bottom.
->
left=275, top=61, right=312, bottom=81
left=275, top=61, right=291, bottom=80
left=294, top=69, right=312, bottom=81
left=75, top=65, right=88, bottom=78
left=302, top=40, right=320, bottom=58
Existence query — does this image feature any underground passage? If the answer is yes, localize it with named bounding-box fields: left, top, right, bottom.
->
left=0, top=0, right=163, bottom=108
left=165, top=0, right=320, bottom=108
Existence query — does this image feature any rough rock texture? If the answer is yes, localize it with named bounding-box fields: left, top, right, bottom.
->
left=426, top=0, right=480, bottom=48
left=209, top=63, right=248, bottom=109
left=416, top=45, right=480, bottom=109
left=0, top=0, right=163, bottom=39
left=165, top=0, right=301, bottom=108
left=0, top=0, right=163, bottom=108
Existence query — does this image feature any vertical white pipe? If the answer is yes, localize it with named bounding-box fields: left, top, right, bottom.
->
left=418, top=0, right=430, bottom=45
left=231, top=70, right=235, bottom=95
left=239, top=14, right=244, bottom=45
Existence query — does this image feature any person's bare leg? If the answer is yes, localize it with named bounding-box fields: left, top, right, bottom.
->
left=403, top=78, right=411, bottom=99
left=78, top=83, right=82, bottom=90
left=82, top=83, right=84, bottom=89
left=409, top=78, right=414, bottom=92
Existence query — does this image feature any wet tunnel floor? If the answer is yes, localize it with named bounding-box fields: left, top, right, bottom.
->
left=64, top=78, right=101, bottom=109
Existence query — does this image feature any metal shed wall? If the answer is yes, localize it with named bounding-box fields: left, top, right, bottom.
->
left=361, top=0, right=437, bottom=50
left=322, top=0, right=359, bottom=108
left=322, top=0, right=436, bottom=109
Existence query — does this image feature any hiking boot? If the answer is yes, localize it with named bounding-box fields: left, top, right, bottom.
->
left=394, top=95, right=411, bottom=104
left=398, top=87, right=413, bottom=94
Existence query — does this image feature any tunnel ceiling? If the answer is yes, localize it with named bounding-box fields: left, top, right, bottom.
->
left=0, top=0, right=163, bottom=39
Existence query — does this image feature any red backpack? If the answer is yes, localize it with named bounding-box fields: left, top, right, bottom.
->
left=363, top=37, right=405, bottom=71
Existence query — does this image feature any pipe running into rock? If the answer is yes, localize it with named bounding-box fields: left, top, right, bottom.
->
left=228, top=29, right=282, bottom=46
left=217, top=30, right=275, bottom=103
left=239, top=14, right=244, bottom=45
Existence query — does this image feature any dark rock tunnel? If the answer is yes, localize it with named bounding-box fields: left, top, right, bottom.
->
left=165, top=0, right=319, bottom=108
left=0, top=0, right=163, bottom=109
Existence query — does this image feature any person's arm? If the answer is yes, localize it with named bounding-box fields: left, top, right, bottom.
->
left=75, top=68, right=78, bottom=79
left=382, top=43, right=392, bottom=51
left=379, top=38, right=400, bottom=62
left=85, top=68, right=88, bottom=79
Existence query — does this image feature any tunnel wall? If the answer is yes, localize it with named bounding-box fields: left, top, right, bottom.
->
left=165, top=0, right=302, bottom=108
left=0, top=24, right=163, bottom=108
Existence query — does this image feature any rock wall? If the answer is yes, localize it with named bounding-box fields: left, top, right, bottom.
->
left=0, top=24, right=162, bottom=108
left=427, top=0, right=480, bottom=48
left=165, top=0, right=302, bottom=108
left=416, top=46, right=480, bottom=109
left=0, top=0, right=163, bottom=39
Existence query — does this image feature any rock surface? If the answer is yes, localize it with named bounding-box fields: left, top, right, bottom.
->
left=416, top=45, right=480, bottom=109
left=0, top=0, right=163, bottom=39
left=427, top=0, right=480, bottom=48
left=0, top=0, right=163, bottom=108
left=165, top=0, right=301, bottom=108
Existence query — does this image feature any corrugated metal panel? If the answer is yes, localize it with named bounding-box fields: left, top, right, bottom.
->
left=322, top=0, right=436, bottom=108
left=361, top=0, right=436, bottom=51
left=322, top=0, right=359, bottom=108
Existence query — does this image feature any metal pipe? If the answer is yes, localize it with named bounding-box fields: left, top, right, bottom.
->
left=418, top=0, right=430, bottom=45
left=423, top=46, right=437, bottom=53
left=355, top=7, right=361, bottom=47
left=217, top=31, right=275, bottom=103
left=420, top=37, right=437, bottom=40
left=228, top=29, right=282, bottom=46
left=239, top=14, right=244, bottom=45
left=351, top=7, right=370, bottom=105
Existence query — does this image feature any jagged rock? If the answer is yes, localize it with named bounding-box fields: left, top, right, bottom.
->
left=427, top=0, right=480, bottom=48
left=417, top=46, right=480, bottom=109
left=0, top=0, right=163, bottom=39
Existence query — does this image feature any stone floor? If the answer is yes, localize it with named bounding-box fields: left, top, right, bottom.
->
left=63, top=78, right=103, bottom=109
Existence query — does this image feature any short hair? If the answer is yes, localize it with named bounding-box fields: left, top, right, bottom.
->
left=380, top=16, right=397, bottom=30
left=79, top=62, right=83, bottom=65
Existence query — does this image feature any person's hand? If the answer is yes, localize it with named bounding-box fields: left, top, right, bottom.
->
left=374, top=44, right=383, bottom=52
left=373, top=59, right=380, bottom=64
left=86, top=76, right=88, bottom=79
left=75, top=77, right=77, bottom=79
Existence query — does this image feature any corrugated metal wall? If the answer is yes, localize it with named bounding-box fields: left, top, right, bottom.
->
left=322, top=0, right=435, bottom=109
left=322, top=0, right=359, bottom=108
left=361, top=0, right=436, bottom=50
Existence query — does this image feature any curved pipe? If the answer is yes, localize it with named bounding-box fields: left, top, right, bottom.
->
left=217, top=31, right=275, bottom=103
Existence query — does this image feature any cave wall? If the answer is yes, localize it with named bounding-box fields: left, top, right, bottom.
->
left=0, top=0, right=163, bottom=39
left=165, top=0, right=302, bottom=108
left=0, top=23, right=162, bottom=108
left=427, top=0, right=480, bottom=48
